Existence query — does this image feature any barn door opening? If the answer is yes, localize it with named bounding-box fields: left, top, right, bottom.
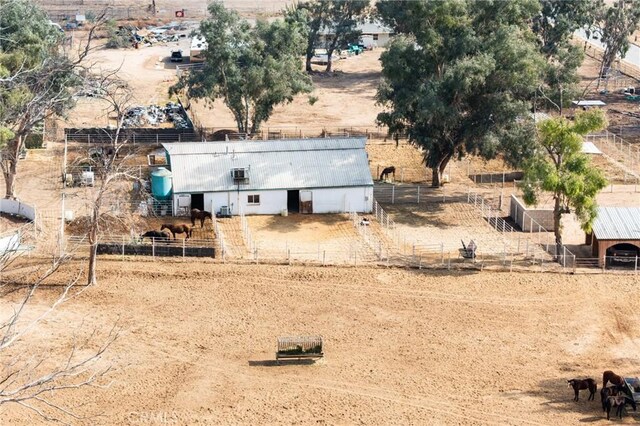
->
left=287, top=190, right=299, bottom=213
left=191, top=193, right=204, bottom=211
left=300, top=190, right=312, bottom=214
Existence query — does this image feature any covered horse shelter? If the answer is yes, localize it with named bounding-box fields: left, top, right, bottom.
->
left=587, top=207, right=640, bottom=267
left=162, top=138, right=374, bottom=216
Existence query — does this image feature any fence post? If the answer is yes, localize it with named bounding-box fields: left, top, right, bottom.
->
left=183, top=238, right=186, bottom=259
left=152, top=238, right=155, bottom=258
left=440, top=242, right=444, bottom=264
left=447, top=252, right=451, bottom=270
left=255, top=248, right=258, bottom=264
left=323, top=250, right=326, bottom=266
left=417, top=186, right=420, bottom=204
left=391, top=185, right=395, bottom=204
left=636, top=256, right=638, bottom=275
left=288, top=249, right=291, bottom=265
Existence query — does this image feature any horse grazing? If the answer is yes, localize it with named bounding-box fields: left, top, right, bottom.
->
left=603, top=370, right=625, bottom=388
left=568, top=378, right=597, bottom=401
left=140, top=230, right=171, bottom=242
left=190, top=208, right=212, bottom=228
left=160, top=223, right=193, bottom=240
left=380, top=166, right=396, bottom=181
left=604, top=394, right=637, bottom=420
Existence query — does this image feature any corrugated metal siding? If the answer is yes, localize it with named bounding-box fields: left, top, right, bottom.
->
left=163, top=138, right=366, bottom=156
left=592, top=207, right=640, bottom=240
left=167, top=138, right=373, bottom=193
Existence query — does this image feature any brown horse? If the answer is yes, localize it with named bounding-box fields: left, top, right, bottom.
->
left=603, top=370, right=625, bottom=388
left=604, top=394, right=637, bottom=420
left=601, top=385, right=624, bottom=411
left=190, top=208, right=212, bottom=228
left=160, top=223, right=193, bottom=240
left=568, top=378, right=597, bottom=401
left=380, top=166, right=396, bottom=181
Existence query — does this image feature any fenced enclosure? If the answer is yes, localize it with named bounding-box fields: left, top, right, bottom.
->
left=68, top=235, right=215, bottom=258
left=585, top=130, right=640, bottom=179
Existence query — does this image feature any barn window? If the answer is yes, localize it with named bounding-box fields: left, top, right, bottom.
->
left=373, top=34, right=379, bottom=41
left=248, top=194, right=260, bottom=205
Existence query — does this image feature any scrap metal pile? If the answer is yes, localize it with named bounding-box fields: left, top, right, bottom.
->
left=123, top=102, right=190, bottom=129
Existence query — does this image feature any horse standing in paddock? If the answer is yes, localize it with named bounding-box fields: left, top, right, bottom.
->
left=160, top=224, right=193, bottom=240
left=190, top=208, right=212, bottom=228
left=603, top=370, right=625, bottom=388
left=601, top=385, right=625, bottom=411
left=604, top=394, right=637, bottom=420
left=140, top=230, right=171, bottom=242
left=568, top=378, right=597, bottom=401
left=380, top=166, right=396, bottom=181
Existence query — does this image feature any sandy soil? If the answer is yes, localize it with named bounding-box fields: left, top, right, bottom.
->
left=2, top=260, right=640, bottom=425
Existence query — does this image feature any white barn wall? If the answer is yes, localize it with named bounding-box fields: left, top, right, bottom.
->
left=176, top=187, right=373, bottom=216
left=311, top=187, right=373, bottom=213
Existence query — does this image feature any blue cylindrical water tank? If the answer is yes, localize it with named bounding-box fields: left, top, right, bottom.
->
left=150, top=167, right=173, bottom=200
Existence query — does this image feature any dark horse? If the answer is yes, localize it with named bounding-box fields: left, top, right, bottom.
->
left=601, top=385, right=625, bottom=411
left=568, top=378, right=597, bottom=401
left=190, top=208, right=212, bottom=228
left=140, top=230, right=171, bottom=242
left=160, top=223, right=193, bottom=240
left=380, top=166, right=396, bottom=181
left=604, top=394, right=637, bottom=420
left=603, top=370, right=626, bottom=388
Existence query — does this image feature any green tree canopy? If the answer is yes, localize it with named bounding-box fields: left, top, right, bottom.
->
left=0, top=0, right=83, bottom=199
left=171, top=2, right=312, bottom=134
left=596, top=0, right=640, bottom=89
left=376, top=0, right=544, bottom=187
left=521, top=109, right=608, bottom=249
left=532, top=0, right=602, bottom=113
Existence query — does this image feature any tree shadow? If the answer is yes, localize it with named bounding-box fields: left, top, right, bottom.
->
left=527, top=377, right=640, bottom=422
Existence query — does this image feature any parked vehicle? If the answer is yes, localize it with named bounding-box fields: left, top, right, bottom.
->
left=170, top=50, right=183, bottom=62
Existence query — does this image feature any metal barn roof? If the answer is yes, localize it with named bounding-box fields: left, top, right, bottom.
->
left=163, top=138, right=373, bottom=193
left=592, top=207, right=640, bottom=240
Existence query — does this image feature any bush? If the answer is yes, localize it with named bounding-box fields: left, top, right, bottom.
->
left=24, top=134, right=44, bottom=149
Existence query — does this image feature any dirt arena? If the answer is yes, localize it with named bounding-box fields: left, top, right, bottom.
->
left=1, top=260, right=640, bottom=425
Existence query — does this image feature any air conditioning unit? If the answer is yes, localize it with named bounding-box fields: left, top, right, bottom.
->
left=231, top=167, right=249, bottom=184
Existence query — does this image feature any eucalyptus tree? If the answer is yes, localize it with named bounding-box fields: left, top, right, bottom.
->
left=171, top=2, right=312, bottom=134
left=520, top=110, right=608, bottom=251
left=0, top=0, right=99, bottom=199
left=376, top=0, right=544, bottom=186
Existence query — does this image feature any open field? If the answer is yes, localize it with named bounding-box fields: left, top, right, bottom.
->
left=2, top=260, right=640, bottom=424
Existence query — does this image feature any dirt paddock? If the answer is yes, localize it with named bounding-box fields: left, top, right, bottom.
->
left=2, top=260, right=640, bottom=425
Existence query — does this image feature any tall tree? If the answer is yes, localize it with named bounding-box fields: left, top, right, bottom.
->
left=285, top=1, right=331, bottom=72
left=376, top=0, right=544, bottom=187
left=520, top=110, right=608, bottom=252
left=595, top=0, right=640, bottom=88
left=322, top=0, right=368, bottom=72
left=0, top=0, right=96, bottom=199
left=171, top=2, right=312, bottom=134
left=532, top=0, right=602, bottom=112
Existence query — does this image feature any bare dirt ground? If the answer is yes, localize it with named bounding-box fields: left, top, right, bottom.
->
left=2, top=260, right=640, bottom=425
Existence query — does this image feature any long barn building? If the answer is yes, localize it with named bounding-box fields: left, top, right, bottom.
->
left=162, top=138, right=374, bottom=216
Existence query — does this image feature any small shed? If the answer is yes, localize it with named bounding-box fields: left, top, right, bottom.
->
left=588, top=207, right=640, bottom=267
left=163, top=137, right=374, bottom=216
left=320, top=21, right=394, bottom=48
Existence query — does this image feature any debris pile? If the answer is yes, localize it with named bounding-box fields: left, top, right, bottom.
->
left=123, top=102, right=191, bottom=129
